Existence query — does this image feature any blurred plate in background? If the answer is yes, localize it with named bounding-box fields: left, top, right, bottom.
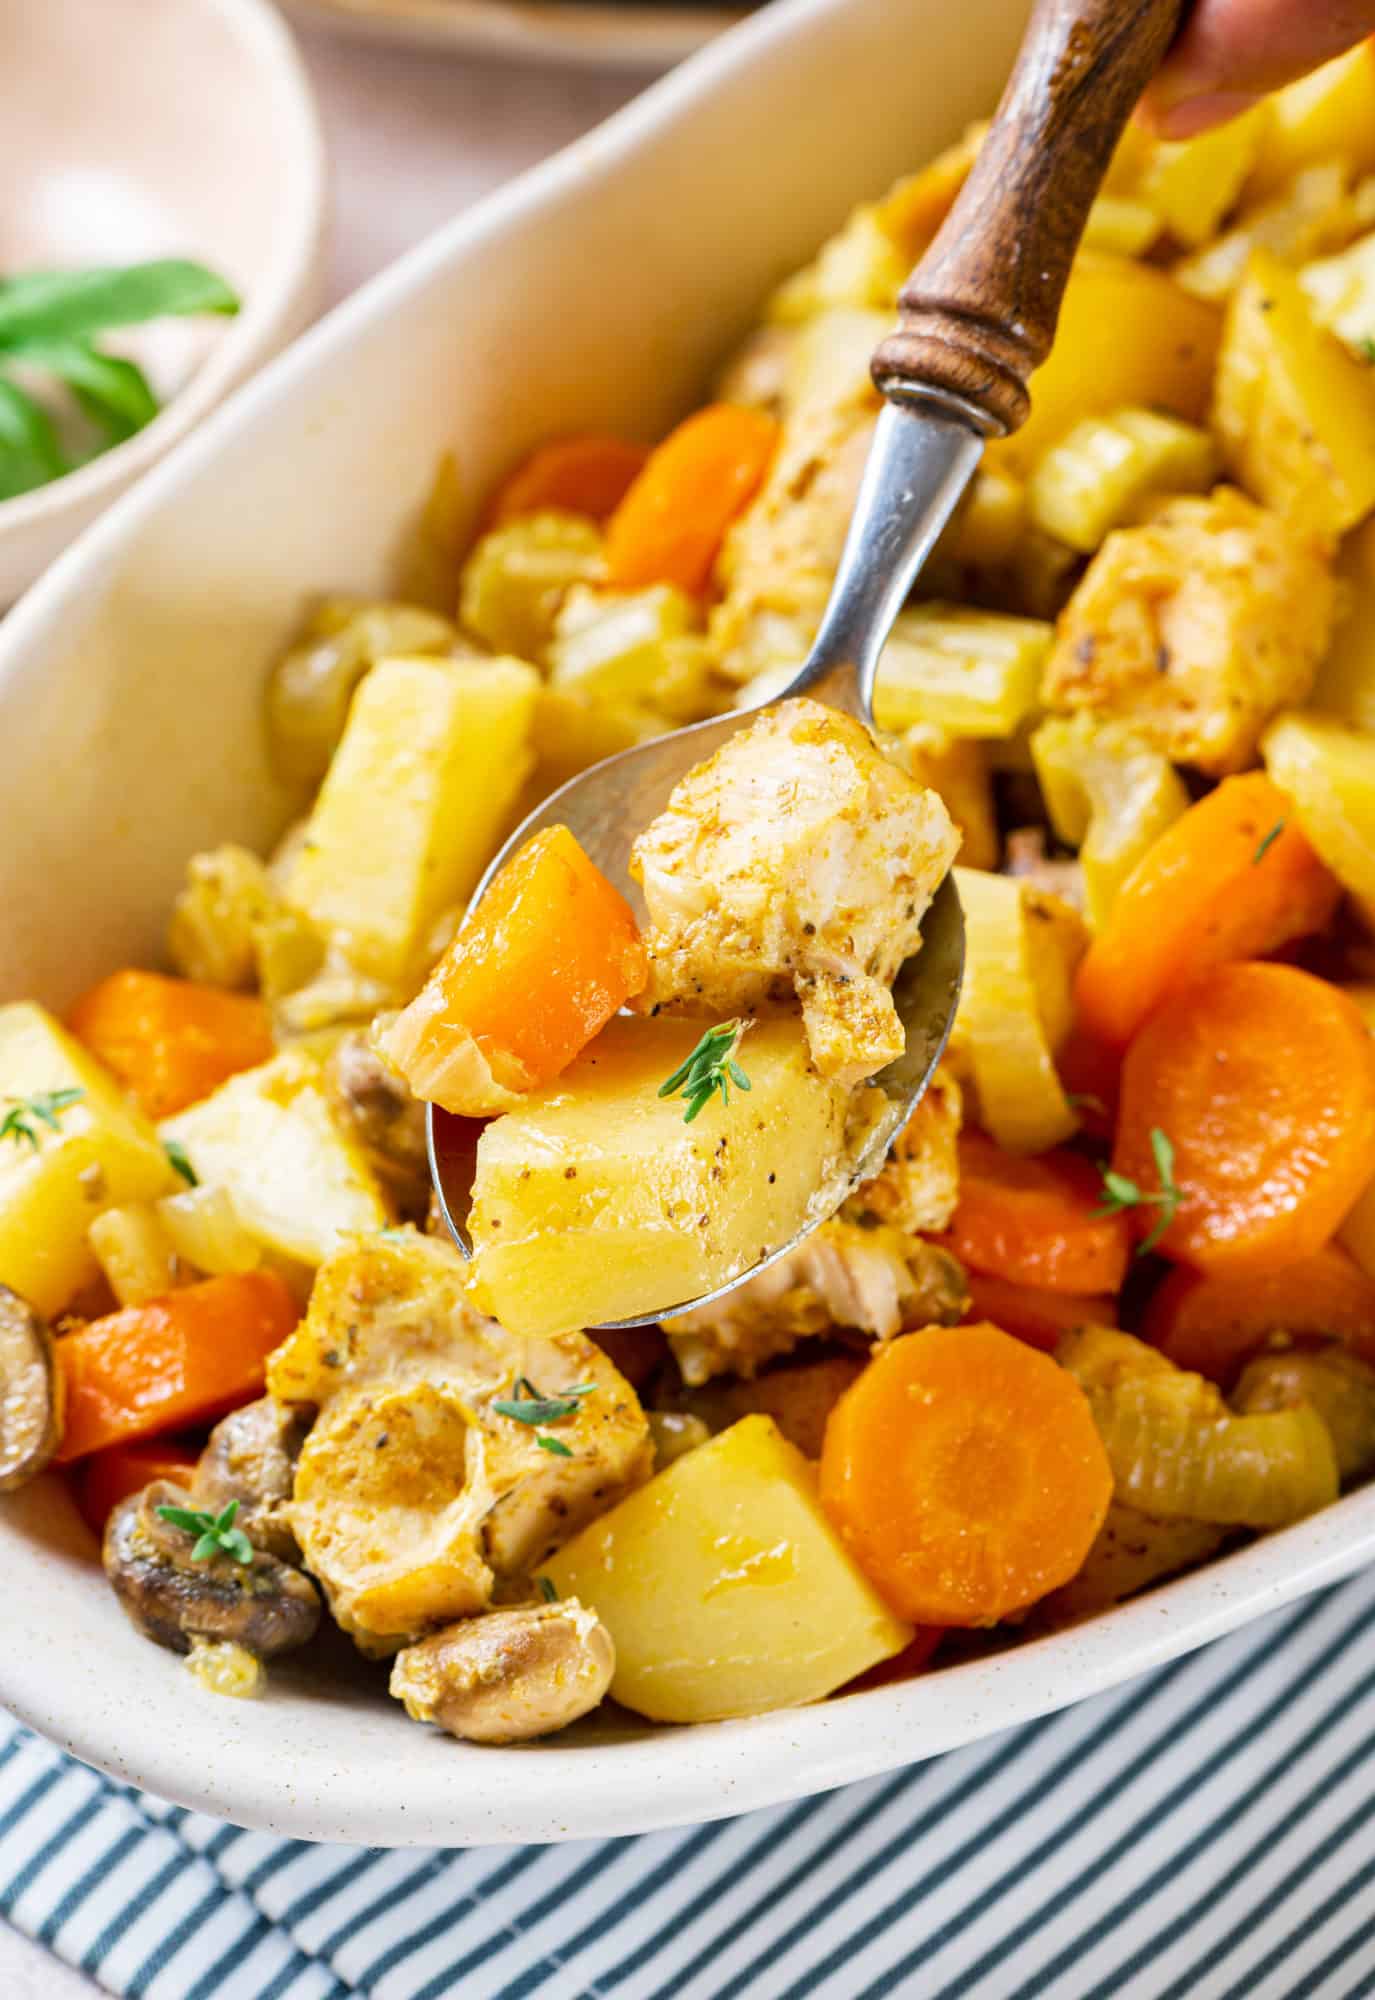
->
left=282, top=0, right=748, bottom=70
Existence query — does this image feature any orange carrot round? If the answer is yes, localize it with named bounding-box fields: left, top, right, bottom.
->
left=69, top=969, right=273, bottom=1120
left=1114, top=961, right=1375, bottom=1276
left=964, top=1272, right=1117, bottom=1353
left=1143, top=1244, right=1375, bottom=1382
left=74, top=1437, right=200, bottom=1538
left=819, top=1323, right=1112, bottom=1626
left=603, top=403, right=780, bottom=596
left=1074, top=773, right=1339, bottom=1048
left=487, top=434, right=649, bottom=527
left=946, top=1131, right=1131, bottom=1295
left=380, top=824, right=648, bottom=1116
left=55, top=1272, right=298, bottom=1464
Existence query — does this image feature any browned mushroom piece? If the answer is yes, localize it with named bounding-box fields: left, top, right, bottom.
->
left=0, top=1285, right=61, bottom=1493
left=326, top=1029, right=430, bottom=1218
left=192, top=1397, right=310, bottom=1563
left=391, top=1601, right=615, bottom=1744
left=103, top=1480, right=320, bottom=1658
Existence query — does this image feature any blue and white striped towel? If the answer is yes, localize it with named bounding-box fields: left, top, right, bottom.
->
left=4, top=1564, right=1375, bottom=1999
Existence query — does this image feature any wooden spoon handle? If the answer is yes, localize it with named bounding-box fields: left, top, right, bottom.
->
left=872, top=0, right=1187, bottom=435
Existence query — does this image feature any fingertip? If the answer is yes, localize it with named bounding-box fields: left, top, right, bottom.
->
left=1137, top=88, right=1264, bottom=142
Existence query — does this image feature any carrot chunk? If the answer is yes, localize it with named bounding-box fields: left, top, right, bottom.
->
left=487, top=434, right=650, bottom=527
left=68, top=969, right=274, bottom=1120
left=55, top=1272, right=299, bottom=1463
left=963, top=1273, right=1117, bottom=1353
left=380, top=824, right=648, bottom=1117
left=1143, top=1245, right=1375, bottom=1383
left=1114, top=961, right=1375, bottom=1276
left=603, top=404, right=780, bottom=595
left=1074, top=773, right=1339, bottom=1048
left=946, top=1131, right=1131, bottom=1295
left=819, top=1323, right=1113, bottom=1626
left=74, top=1438, right=200, bottom=1538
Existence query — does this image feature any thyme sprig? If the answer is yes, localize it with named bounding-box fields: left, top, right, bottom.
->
left=155, top=1498, right=254, bottom=1565
left=1095, top=1127, right=1182, bottom=1256
left=657, top=1020, right=751, bottom=1124
left=0, top=1087, right=84, bottom=1151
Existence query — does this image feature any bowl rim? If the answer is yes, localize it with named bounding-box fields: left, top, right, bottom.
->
left=0, top=0, right=327, bottom=536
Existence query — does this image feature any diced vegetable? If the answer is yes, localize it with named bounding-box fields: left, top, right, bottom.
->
left=157, top=1184, right=262, bottom=1277
left=1261, top=711, right=1375, bottom=929
left=945, top=466, right=1027, bottom=569
left=604, top=404, right=780, bottom=596
left=55, top=1271, right=299, bottom=1463
left=1145, top=1246, right=1375, bottom=1383
left=948, top=1132, right=1129, bottom=1295
left=1073, top=772, right=1339, bottom=1047
left=160, top=1051, right=390, bottom=1267
left=380, top=826, right=649, bottom=1116
left=899, top=726, right=998, bottom=872
left=1113, top=962, right=1375, bottom=1275
left=287, top=655, right=539, bottom=984
left=769, top=205, right=908, bottom=323
left=1137, top=105, right=1270, bottom=246
left=467, top=1014, right=860, bottom=1339
left=1235, top=1347, right=1375, bottom=1483
left=1174, top=163, right=1352, bottom=304
left=548, top=584, right=699, bottom=705
left=167, top=844, right=322, bottom=999
left=1081, top=195, right=1160, bottom=256
left=528, top=685, right=663, bottom=790
left=74, top=1437, right=200, bottom=1538
left=458, top=510, right=601, bottom=661
left=1031, top=715, right=1190, bottom=931
left=88, top=1205, right=183, bottom=1309
left=1026, top=408, right=1217, bottom=554
left=1301, top=230, right=1375, bottom=353
left=0, top=1003, right=176, bottom=1316
left=1249, top=43, right=1375, bottom=198
left=486, top=434, right=648, bottom=526
left=874, top=603, right=1052, bottom=738
left=963, top=1273, right=1116, bottom=1354
left=947, top=869, right=1086, bottom=1154
left=266, top=601, right=457, bottom=786
left=819, top=1324, right=1113, bottom=1625
left=1214, top=250, right=1375, bottom=543
left=1310, top=518, right=1375, bottom=730
left=544, top=1415, right=912, bottom=1722
left=68, top=969, right=274, bottom=1120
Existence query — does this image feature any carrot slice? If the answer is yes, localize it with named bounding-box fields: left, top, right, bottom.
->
left=487, top=434, right=649, bottom=527
left=819, top=1323, right=1112, bottom=1626
left=1143, top=1245, right=1375, bottom=1382
left=55, top=1272, right=299, bottom=1464
left=964, top=1273, right=1117, bottom=1354
left=74, top=1437, right=200, bottom=1538
left=1074, top=773, right=1340, bottom=1048
left=603, top=403, right=780, bottom=595
left=1114, top=961, right=1375, bottom=1276
left=68, top=969, right=273, bottom=1120
left=945, top=1131, right=1131, bottom=1295
left=379, top=824, right=648, bottom=1117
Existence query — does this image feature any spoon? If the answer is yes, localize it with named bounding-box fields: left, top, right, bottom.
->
left=431, top=0, right=1189, bottom=1322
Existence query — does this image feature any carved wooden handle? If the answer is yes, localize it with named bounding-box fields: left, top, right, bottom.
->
left=872, top=0, right=1187, bottom=434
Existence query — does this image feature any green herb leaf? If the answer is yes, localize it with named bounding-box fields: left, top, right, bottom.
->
left=536, top=1435, right=574, bottom=1458
left=1094, top=1126, right=1182, bottom=1255
left=492, top=1379, right=596, bottom=1427
left=9, top=339, right=160, bottom=446
left=1252, top=820, right=1285, bottom=866
left=1066, top=1091, right=1107, bottom=1117
left=657, top=1020, right=752, bottom=1124
left=1360, top=336, right=1375, bottom=364
left=537, top=1576, right=559, bottom=1603
left=0, top=260, right=238, bottom=346
left=164, top=1139, right=198, bottom=1187
left=155, top=1497, right=254, bottom=1565
left=0, top=378, right=68, bottom=499
left=0, top=1087, right=84, bottom=1151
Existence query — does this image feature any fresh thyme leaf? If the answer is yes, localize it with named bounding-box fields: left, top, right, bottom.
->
left=1252, top=820, right=1285, bottom=865
left=0, top=378, right=69, bottom=499
left=537, top=1576, right=559, bottom=1603
left=164, top=1139, right=198, bottom=1187
left=1094, top=1126, right=1182, bottom=1255
left=0, top=260, right=239, bottom=346
left=493, top=1380, right=596, bottom=1426
left=1361, top=336, right=1375, bottom=364
left=536, top=1435, right=574, bottom=1458
left=155, top=1497, right=254, bottom=1565
left=658, top=1021, right=751, bottom=1124
left=0, top=1087, right=84, bottom=1151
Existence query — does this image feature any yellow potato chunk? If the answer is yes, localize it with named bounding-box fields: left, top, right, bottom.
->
left=899, top=726, right=998, bottom=872
left=874, top=603, right=1053, bottom=739
left=88, top=1204, right=183, bottom=1308
left=544, top=1415, right=912, bottom=1722
left=1301, top=230, right=1375, bottom=353
left=458, top=511, right=601, bottom=662
left=1030, top=714, right=1190, bottom=930
left=288, top=655, right=539, bottom=983
left=1137, top=105, right=1270, bottom=247
left=161, top=1051, right=389, bottom=1268
left=549, top=584, right=697, bottom=705
left=467, top=1014, right=861, bottom=1339
left=1027, top=407, right=1217, bottom=555
left=0, top=1003, right=176, bottom=1315
left=1174, top=163, right=1353, bottom=305
left=1311, top=517, right=1375, bottom=730
left=1249, top=43, right=1375, bottom=198
left=1261, top=710, right=1375, bottom=929
left=1081, top=196, right=1160, bottom=257
left=1042, top=488, right=1334, bottom=775
left=1214, top=250, right=1375, bottom=544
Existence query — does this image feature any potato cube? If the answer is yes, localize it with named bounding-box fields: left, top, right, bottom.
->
left=1174, top=163, right=1353, bottom=305
left=1301, top=231, right=1375, bottom=353
left=1311, top=518, right=1375, bottom=730
left=1250, top=44, right=1375, bottom=198
left=1027, top=408, right=1218, bottom=554
left=875, top=603, right=1052, bottom=738
left=157, top=1184, right=263, bottom=1277
left=1030, top=715, right=1190, bottom=929
left=458, top=511, right=601, bottom=662
left=1262, top=711, right=1375, bottom=929
left=467, top=1014, right=860, bottom=1338
left=88, top=1204, right=183, bottom=1308
left=549, top=584, right=697, bottom=704
left=161, top=1051, right=390, bottom=1267
left=1042, top=488, right=1334, bottom=775
left=0, top=1003, right=176, bottom=1315
left=1081, top=196, right=1160, bottom=257
left=1214, top=250, right=1375, bottom=544
left=900, top=725, right=998, bottom=872
left=544, top=1415, right=912, bottom=1722
left=288, top=655, right=539, bottom=983
left=1137, top=105, right=1270, bottom=247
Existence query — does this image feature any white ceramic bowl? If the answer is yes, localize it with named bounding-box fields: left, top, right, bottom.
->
left=2, top=0, right=1373, bottom=1848
left=0, top=0, right=326, bottom=603
left=284, top=0, right=744, bottom=71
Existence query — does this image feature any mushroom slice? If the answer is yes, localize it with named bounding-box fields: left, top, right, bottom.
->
left=103, top=1480, right=320, bottom=1659
left=390, top=1600, right=614, bottom=1743
left=192, top=1398, right=310, bottom=1563
left=0, top=1285, right=61, bottom=1493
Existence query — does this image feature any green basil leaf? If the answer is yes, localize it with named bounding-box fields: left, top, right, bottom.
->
left=10, top=339, right=160, bottom=444
left=0, top=378, right=69, bottom=499
left=0, top=260, right=238, bottom=346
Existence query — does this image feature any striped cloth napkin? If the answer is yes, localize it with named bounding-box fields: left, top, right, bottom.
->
left=3, top=1567, right=1375, bottom=2000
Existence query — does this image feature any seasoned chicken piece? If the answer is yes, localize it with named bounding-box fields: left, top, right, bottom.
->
left=662, top=1221, right=967, bottom=1385
left=842, top=1064, right=962, bottom=1237
left=391, top=1600, right=614, bottom=1743
left=630, top=698, right=958, bottom=1086
left=1042, top=488, right=1334, bottom=775
left=268, top=1230, right=651, bottom=1644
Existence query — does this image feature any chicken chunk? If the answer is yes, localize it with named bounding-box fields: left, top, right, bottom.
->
left=630, top=698, right=958, bottom=1087
left=268, top=1230, right=652, bottom=1644
left=1041, top=488, right=1334, bottom=775
left=842, top=1064, right=962, bottom=1237
left=390, top=1600, right=614, bottom=1743
left=662, top=1220, right=967, bottom=1384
